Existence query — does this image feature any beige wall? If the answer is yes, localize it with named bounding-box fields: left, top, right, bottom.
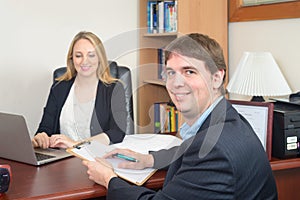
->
left=0, top=0, right=138, bottom=136
left=228, top=18, right=300, bottom=100
left=1, top=1, right=298, bottom=135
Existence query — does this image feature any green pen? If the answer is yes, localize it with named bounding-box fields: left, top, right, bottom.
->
left=113, top=153, right=138, bottom=162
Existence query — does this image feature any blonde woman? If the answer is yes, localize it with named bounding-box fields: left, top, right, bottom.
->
left=32, top=31, right=126, bottom=149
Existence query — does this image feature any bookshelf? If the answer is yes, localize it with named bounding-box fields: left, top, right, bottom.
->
left=137, top=0, right=228, bottom=133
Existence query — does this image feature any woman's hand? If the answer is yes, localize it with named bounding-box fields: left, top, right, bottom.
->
left=82, top=158, right=117, bottom=188
left=32, top=132, right=50, bottom=149
left=49, top=134, right=76, bottom=148
left=104, top=149, right=154, bottom=170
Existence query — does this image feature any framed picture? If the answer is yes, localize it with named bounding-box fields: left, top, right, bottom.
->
left=229, top=100, right=274, bottom=160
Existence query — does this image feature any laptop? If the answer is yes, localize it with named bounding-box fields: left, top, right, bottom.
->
left=0, top=112, right=72, bottom=166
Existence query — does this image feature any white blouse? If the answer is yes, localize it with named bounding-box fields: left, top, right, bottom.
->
left=59, top=84, right=95, bottom=141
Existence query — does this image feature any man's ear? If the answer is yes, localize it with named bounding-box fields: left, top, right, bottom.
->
left=212, top=69, right=225, bottom=89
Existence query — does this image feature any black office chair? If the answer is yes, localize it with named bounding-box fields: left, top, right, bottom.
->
left=53, top=61, right=134, bottom=135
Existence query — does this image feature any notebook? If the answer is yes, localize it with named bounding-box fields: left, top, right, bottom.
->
left=67, top=134, right=183, bottom=185
left=0, top=112, right=72, bottom=166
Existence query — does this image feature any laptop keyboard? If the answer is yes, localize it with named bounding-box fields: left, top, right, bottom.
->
left=35, top=152, right=56, bottom=161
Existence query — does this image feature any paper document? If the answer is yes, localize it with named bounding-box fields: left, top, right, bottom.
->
left=67, top=134, right=182, bottom=185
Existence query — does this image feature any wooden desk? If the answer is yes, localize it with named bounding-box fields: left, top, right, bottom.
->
left=1, top=156, right=300, bottom=200
left=271, top=157, right=300, bottom=200
left=0, top=157, right=166, bottom=200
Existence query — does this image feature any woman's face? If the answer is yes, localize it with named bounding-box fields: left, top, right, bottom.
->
left=72, top=38, right=99, bottom=78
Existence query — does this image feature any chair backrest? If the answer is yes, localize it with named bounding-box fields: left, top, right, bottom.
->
left=53, top=61, right=134, bottom=135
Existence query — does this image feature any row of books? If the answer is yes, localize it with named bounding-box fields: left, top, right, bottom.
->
left=154, top=101, right=182, bottom=134
left=147, top=0, right=177, bottom=34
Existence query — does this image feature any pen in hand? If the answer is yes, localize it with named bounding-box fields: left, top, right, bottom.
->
left=113, top=153, right=138, bottom=162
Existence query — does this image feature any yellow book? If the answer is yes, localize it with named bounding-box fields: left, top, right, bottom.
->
left=170, top=106, right=176, bottom=132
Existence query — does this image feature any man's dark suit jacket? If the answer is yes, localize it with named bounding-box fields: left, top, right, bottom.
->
left=107, top=98, right=278, bottom=199
left=36, top=78, right=126, bottom=143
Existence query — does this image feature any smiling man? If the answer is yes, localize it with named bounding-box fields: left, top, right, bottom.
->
left=83, top=33, right=278, bottom=200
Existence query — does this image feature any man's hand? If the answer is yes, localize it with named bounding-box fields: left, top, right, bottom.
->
left=104, top=149, right=154, bottom=170
left=82, top=158, right=117, bottom=188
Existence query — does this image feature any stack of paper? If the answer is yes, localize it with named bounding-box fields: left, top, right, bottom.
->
left=67, top=134, right=182, bottom=185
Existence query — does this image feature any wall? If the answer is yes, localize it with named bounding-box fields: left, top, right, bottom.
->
left=0, top=0, right=138, bottom=136
left=228, top=18, right=300, bottom=100
left=2, top=1, right=299, bottom=137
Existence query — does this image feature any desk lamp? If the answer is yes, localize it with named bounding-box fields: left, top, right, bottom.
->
left=226, top=52, right=291, bottom=101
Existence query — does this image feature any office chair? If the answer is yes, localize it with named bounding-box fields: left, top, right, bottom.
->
left=53, top=61, right=134, bottom=135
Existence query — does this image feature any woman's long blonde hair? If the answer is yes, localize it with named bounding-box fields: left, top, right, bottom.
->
left=56, top=31, right=117, bottom=84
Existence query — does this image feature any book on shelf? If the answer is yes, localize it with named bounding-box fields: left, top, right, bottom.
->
left=157, top=47, right=165, bottom=79
left=164, top=0, right=177, bottom=33
left=147, top=1, right=158, bottom=33
left=154, top=101, right=182, bottom=134
left=147, top=0, right=177, bottom=34
left=158, top=1, right=164, bottom=33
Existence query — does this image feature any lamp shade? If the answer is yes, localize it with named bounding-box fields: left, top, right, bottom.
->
left=226, top=52, right=291, bottom=97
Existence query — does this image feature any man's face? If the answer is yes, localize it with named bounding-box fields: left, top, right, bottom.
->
left=165, top=54, right=215, bottom=123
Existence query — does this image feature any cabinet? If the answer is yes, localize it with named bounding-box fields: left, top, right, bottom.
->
left=270, top=157, right=300, bottom=199
left=137, top=0, right=228, bottom=133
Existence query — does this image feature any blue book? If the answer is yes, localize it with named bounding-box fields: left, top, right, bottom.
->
left=147, top=1, right=157, bottom=33
left=147, top=1, right=155, bottom=33
left=157, top=48, right=165, bottom=79
left=152, top=2, right=157, bottom=33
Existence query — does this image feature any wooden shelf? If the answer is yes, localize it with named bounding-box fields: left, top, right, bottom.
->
left=137, top=0, right=228, bottom=133
left=144, top=79, right=166, bottom=86
left=144, top=32, right=178, bottom=37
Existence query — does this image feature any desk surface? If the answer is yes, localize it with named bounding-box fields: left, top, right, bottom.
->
left=2, top=155, right=300, bottom=200
left=0, top=157, right=166, bottom=200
